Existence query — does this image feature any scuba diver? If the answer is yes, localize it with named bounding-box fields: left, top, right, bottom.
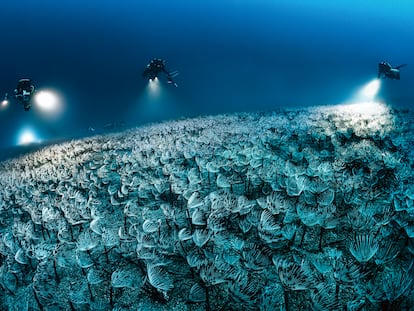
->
left=14, top=78, right=35, bottom=111
left=142, top=58, right=179, bottom=87
left=378, top=61, right=407, bottom=80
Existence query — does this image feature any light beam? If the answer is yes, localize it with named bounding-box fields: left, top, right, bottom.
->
left=353, top=78, right=382, bottom=103
left=148, top=77, right=161, bottom=97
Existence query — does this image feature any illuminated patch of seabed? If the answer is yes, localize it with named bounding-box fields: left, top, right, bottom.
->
left=313, top=78, right=395, bottom=136
left=16, top=127, right=42, bottom=145
left=314, top=101, right=395, bottom=137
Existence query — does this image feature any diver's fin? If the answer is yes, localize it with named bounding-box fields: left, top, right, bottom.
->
left=395, top=64, right=407, bottom=69
left=167, top=78, right=178, bottom=87
left=168, top=70, right=179, bottom=78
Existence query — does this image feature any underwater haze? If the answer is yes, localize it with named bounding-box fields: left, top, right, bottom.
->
left=1, top=1, right=414, bottom=311
left=0, top=0, right=413, bottom=150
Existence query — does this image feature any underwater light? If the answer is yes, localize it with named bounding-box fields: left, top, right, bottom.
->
left=355, top=78, right=381, bottom=102
left=34, top=90, right=60, bottom=111
left=17, top=128, right=41, bottom=145
left=33, top=89, right=65, bottom=119
left=1, top=93, right=8, bottom=108
left=148, top=77, right=161, bottom=96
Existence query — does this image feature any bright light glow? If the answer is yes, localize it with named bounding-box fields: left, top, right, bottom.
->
left=34, top=90, right=63, bottom=117
left=354, top=79, right=381, bottom=102
left=320, top=77, right=393, bottom=136
left=1, top=99, right=8, bottom=107
left=337, top=78, right=385, bottom=117
left=315, top=100, right=394, bottom=137
left=17, top=128, right=41, bottom=145
left=35, top=90, right=58, bottom=110
left=148, top=77, right=161, bottom=96
left=334, top=101, right=389, bottom=116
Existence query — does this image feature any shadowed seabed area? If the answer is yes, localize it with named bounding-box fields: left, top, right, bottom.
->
left=0, top=104, right=414, bottom=310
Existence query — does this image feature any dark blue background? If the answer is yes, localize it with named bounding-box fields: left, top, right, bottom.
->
left=0, top=0, right=413, bottom=150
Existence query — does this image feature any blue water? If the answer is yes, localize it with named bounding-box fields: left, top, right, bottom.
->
left=1, top=2, right=414, bottom=309
left=0, top=1, right=413, bottom=148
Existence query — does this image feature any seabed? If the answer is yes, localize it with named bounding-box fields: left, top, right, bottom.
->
left=0, top=104, right=413, bottom=310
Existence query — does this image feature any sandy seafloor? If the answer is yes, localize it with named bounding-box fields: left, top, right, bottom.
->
left=0, top=103, right=413, bottom=310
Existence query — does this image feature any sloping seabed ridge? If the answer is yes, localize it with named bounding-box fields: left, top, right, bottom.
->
left=0, top=104, right=413, bottom=310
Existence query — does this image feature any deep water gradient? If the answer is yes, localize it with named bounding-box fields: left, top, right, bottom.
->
left=1, top=0, right=413, bottom=149
left=0, top=104, right=413, bottom=310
